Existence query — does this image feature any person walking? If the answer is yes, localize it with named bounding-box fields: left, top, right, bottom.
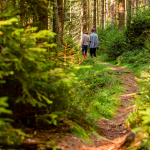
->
left=81, top=31, right=89, bottom=58
left=88, top=28, right=99, bottom=59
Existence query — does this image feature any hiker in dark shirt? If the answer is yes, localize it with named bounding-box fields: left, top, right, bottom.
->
left=88, top=28, right=99, bottom=59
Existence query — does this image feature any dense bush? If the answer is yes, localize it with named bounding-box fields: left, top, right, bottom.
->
left=97, top=7, right=150, bottom=61
left=97, top=25, right=128, bottom=60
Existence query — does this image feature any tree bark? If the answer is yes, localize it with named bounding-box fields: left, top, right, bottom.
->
left=57, top=0, right=64, bottom=44
left=38, top=0, right=48, bottom=30
left=88, top=0, right=90, bottom=30
left=20, top=0, right=23, bottom=26
left=12, top=0, right=16, bottom=8
left=119, top=0, right=125, bottom=30
left=142, top=0, right=145, bottom=9
left=101, top=0, right=104, bottom=29
left=93, top=0, right=96, bottom=28
left=105, top=0, right=108, bottom=27
left=134, top=0, right=138, bottom=14
left=110, top=0, right=116, bottom=25
left=53, top=0, right=61, bottom=46
left=83, top=0, right=87, bottom=32
left=81, top=1, right=83, bottom=36
left=97, top=0, right=99, bottom=25
left=127, top=0, right=131, bottom=28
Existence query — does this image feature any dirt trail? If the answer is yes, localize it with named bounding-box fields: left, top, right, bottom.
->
left=27, top=64, right=138, bottom=150
left=72, top=65, right=138, bottom=150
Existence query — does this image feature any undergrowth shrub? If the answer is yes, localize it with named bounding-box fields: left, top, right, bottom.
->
left=97, top=7, right=150, bottom=62
left=97, top=25, right=128, bottom=60
left=117, top=47, right=150, bottom=65
left=126, top=66, right=150, bottom=149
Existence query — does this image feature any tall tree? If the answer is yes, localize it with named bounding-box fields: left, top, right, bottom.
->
left=110, top=0, right=116, bottom=25
left=88, top=0, right=90, bottom=30
left=97, top=0, right=99, bottom=25
left=81, top=1, right=84, bottom=36
left=12, top=0, right=16, bottom=8
left=20, top=0, right=24, bottom=26
left=93, top=0, right=96, bottom=28
left=38, top=0, right=48, bottom=30
left=134, top=0, right=138, bottom=14
left=127, top=0, right=131, bottom=28
left=105, top=0, right=108, bottom=26
left=142, top=0, right=145, bottom=9
left=81, top=0, right=87, bottom=35
left=119, top=0, right=125, bottom=30
left=57, top=0, right=64, bottom=44
left=53, top=0, right=61, bottom=46
left=83, top=0, right=87, bottom=32
left=101, top=0, right=104, bottom=29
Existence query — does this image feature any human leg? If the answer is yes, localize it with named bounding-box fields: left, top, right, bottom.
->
left=82, top=47, right=86, bottom=57
left=90, top=48, right=93, bottom=58
left=93, top=48, right=96, bottom=58
left=84, top=46, right=87, bottom=56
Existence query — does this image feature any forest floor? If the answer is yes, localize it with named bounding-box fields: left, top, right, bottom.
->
left=24, top=63, right=139, bottom=150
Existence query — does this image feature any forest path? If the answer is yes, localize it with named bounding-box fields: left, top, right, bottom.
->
left=76, top=63, right=138, bottom=150
left=29, top=62, right=138, bottom=150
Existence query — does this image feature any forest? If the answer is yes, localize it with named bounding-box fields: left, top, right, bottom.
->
left=1, top=0, right=150, bottom=150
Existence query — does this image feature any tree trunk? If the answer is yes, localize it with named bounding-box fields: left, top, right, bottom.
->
left=57, top=0, right=64, bottom=44
left=119, top=0, right=125, bottom=30
left=101, top=0, right=104, bottom=29
left=12, top=0, right=16, bottom=8
left=93, top=0, right=96, bottom=28
left=105, top=0, right=108, bottom=27
left=88, top=0, right=90, bottom=30
left=83, top=0, right=87, bottom=32
left=38, top=0, right=48, bottom=30
left=97, top=0, right=99, bottom=25
left=53, top=0, right=56, bottom=34
left=134, top=0, right=138, bottom=14
left=1, top=0, right=8, bottom=12
left=110, top=0, right=116, bottom=25
left=142, top=0, right=145, bottom=9
left=20, top=0, right=23, bottom=26
left=53, top=0, right=61, bottom=46
left=81, top=1, right=83, bottom=36
left=127, top=0, right=131, bottom=28
left=63, top=0, right=66, bottom=25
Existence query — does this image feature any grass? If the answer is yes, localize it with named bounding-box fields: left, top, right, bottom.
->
left=63, top=53, right=127, bottom=144
left=72, top=53, right=125, bottom=126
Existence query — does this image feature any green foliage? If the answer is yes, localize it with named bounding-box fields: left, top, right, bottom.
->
left=70, top=122, right=93, bottom=145
left=117, top=47, right=150, bottom=66
left=97, top=7, right=150, bottom=62
left=69, top=57, right=122, bottom=128
left=0, top=96, right=28, bottom=147
left=126, top=65, right=150, bottom=149
left=97, top=25, right=128, bottom=60
left=0, top=1, right=128, bottom=148
left=125, top=9, right=150, bottom=50
left=63, top=34, right=79, bottom=52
